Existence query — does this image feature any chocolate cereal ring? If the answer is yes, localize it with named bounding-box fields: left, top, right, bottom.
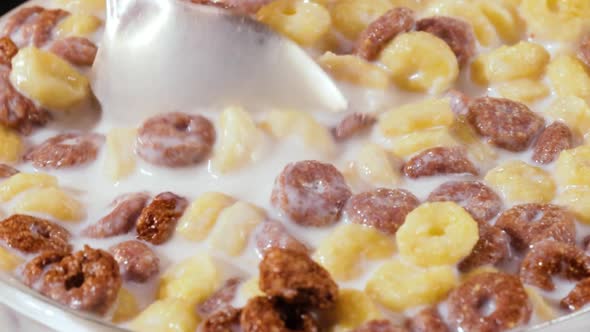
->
left=240, top=297, right=318, bottom=332
left=136, top=112, right=215, bottom=167
left=0, top=214, right=71, bottom=254
left=271, top=160, right=351, bottom=227
left=427, top=181, right=502, bottom=223
left=25, top=132, right=105, bottom=169
left=82, top=192, right=151, bottom=238
left=458, top=223, right=510, bottom=272
left=402, top=147, right=478, bottom=179
left=448, top=272, right=531, bottom=332
left=408, top=307, right=448, bottom=332
left=495, top=204, right=576, bottom=251
left=561, top=277, right=590, bottom=311
left=109, top=240, right=159, bottom=283
left=416, top=16, right=476, bottom=68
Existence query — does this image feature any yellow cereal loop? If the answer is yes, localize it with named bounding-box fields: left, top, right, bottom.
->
left=257, top=0, right=331, bottom=46
left=396, top=202, right=479, bottom=267
left=380, top=32, right=459, bottom=93
left=495, top=79, right=549, bottom=103
left=56, top=14, right=102, bottom=38
left=520, top=0, right=590, bottom=42
left=10, top=47, right=90, bottom=110
left=471, top=41, right=549, bottom=85
left=0, top=246, right=23, bottom=272
left=390, top=0, right=428, bottom=10
left=556, top=187, right=590, bottom=224
left=379, top=98, right=454, bottom=137
left=323, top=289, right=382, bottom=332
left=544, top=96, right=590, bottom=136
left=477, top=0, right=523, bottom=43
left=112, top=288, right=140, bottom=323
left=207, top=201, right=265, bottom=256
left=158, top=254, right=219, bottom=307
left=104, top=127, right=138, bottom=181
left=331, top=0, right=393, bottom=40
left=365, top=258, right=458, bottom=311
left=0, top=173, right=58, bottom=202
left=355, top=143, right=401, bottom=188
left=547, top=55, right=590, bottom=100
left=176, top=192, right=236, bottom=241
left=0, top=125, right=23, bottom=163
left=555, top=146, right=590, bottom=187
left=129, top=298, right=199, bottom=332
left=238, top=277, right=263, bottom=300
left=485, top=160, right=556, bottom=203
left=13, top=187, right=85, bottom=222
left=389, top=127, right=458, bottom=158
left=313, top=223, right=396, bottom=281
left=318, top=52, right=390, bottom=89
left=450, top=117, right=498, bottom=164
left=56, top=0, right=106, bottom=14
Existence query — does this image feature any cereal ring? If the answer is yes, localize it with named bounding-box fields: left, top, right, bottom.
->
left=136, top=112, right=215, bottom=167
left=25, top=133, right=105, bottom=168
left=352, top=320, right=409, bottom=332
left=136, top=192, right=188, bottom=245
left=198, top=278, right=241, bottom=317
left=0, top=164, right=18, bottom=178
left=532, top=122, right=574, bottom=165
left=578, top=34, right=590, bottom=69
left=520, top=240, right=590, bottom=291
left=259, top=248, right=338, bottom=309
left=402, top=147, right=478, bottom=179
left=2, top=6, right=44, bottom=40
left=0, top=37, right=18, bottom=66
left=82, top=192, right=150, bottom=238
left=354, top=7, right=415, bottom=61
left=331, top=112, right=377, bottom=141
left=467, top=97, right=544, bottom=152
left=344, top=188, right=419, bottom=235
left=561, top=277, right=590, bottom=311
left=0, top=63, right=50, bottom=135
left=202, top=307, right=241, bottom=332
left=50, top=37, right=97, bottom=67
left=448, top=272, right=531, bottom=332
left=271, top=160, right=351, bottom=227
left=416, top=16, right=476, bottom=68
left=109, top=240, right=159, bottom=283
left=0, top=214, right=71, bottom=254
left=240, top=297, right=318, bottom=332
left=21, top=250, right=65, bottom=286
left=254, top=220, right=309, bottom=256
left=458, top=223, right=510, bottom=272
left=427, top=181, right=503, bottom=223
left=407, top=307, right=449, bottom=332
left=6, top=7, right=69, bottom=47
left=495, top=204, right=576, bottom=251
left=23, top=245, right=122, bottom=314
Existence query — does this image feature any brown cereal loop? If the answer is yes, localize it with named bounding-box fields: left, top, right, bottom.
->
left=202, top=307, right=242, bottom=332
left=407, top=307, right=449, bottom=332
left=578, top=34, right=590, bottom=68
left=0, top=214, right=71, bottom=254
left=27, top=9, right=69, bottom=47
left=520, top=240, right=590, bottom=291
left=23, top=245, right=122, bottom=314
left=427, top=181, right=502, bottom=223
left=0, top=164, right=18, bottom=178
left=467, top=97, right=545, bottom=152
left=495, top=204, right=576, bottom=251
left=271, top=160, right=351, bottom=227
left=331, top=112, right=377, bottom=141
left=82, top=192, right=151, bottom=238
left=353, top=320, right=409, bottom=332
left=25, top=133, right=105, bottom=168
left=240, top=297, right=318, bottom=332
left=561, top=277, right=590, bottom=311
left=448, top=272, right=531, bottom=332
left=254, top=220, right=309, bottom=256
left=447, top=89, right=471, bottom=116
left=136, top=112, right=215, bottom=167
left=259, top=248, right=338, bottom=309
left=109, top=240, right=159, bottom=283
left=354, top=7, right=415, bottom=61
left=402, top=147, right=478, bottom=179
left=0, top=37, right=18, bottom=66
left=2, top=6, right=44, bottom=38
left=344, top=188, right=419, bottom=235
left=21, top=250, right=65, bottom=286
left=458, top=223, right=510, bottom=272
left=532, top=122, right=574, bottom=164
left=136, top=192, right=188, bottom=245
left=50, top=37, right=98, bottom=66
left=198, top=278, right=241, bottom=317
left=416, top=16, right=476, bottom=68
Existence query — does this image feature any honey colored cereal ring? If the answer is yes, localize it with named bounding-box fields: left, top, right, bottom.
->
left=136, top=112, right=216, bottom=167
left=448, top=272, right=531, bottom=332
left=0, top=214, right=71, bottom=254
left=495, top=204, right=576, bottom=251
left=520, top=240, right=590, bottom=291
left=416, top=16, right=476, bottom=68
left=427, top=181, right=502, bottom=223
left=25, top=132, right=105, bottom=168
left=579, top=34, right=590, bottom=69
left=271, top=160, right=351, bottom=227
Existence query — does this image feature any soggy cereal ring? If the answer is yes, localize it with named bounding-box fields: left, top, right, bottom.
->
left=240, top=297, right=318, bottom=332
left=254, top=220, right=309, bottom=256
left=402, top=147, right=478, bottom=179
left=532, top=122, right=574, bottom=165
left=0, top=37, right=18, bottom=66
left=408, top=307, right=448, bottom=332
left=202, top=306, right=241, bottom=332
left=331, top=112, right=377, bottom=141
left=520, top=240, right=590, bottom=291
left=23, top=245, right=122, bottom=314
left=416, top=16, right=476, bottom=68
left=82, top=192, right=150, bottom=238
left=192, top=0, right=274, bottom=14
left=458, top=223, right=509, bottom=273
left=136, top=192, right=188, bottom=245
left=50, top=36, right=97, bottom=66
left=271, top=160, right=351, bottom=227
left=0, top=164, right=18, bottom=178
left=495, top=204, right=576, bottom=251
left=427, top=181, right=502, bottom=223
left=109, top=240, right=159, bottom=283
left=136, top=112, right=216, bottom=167
left=25, top=132, right=105, bottom=168
left=198, top=278, right=241, bottom=317
left=448, top=272, right=531, bottom=332
left=561, top=277, right=590, bottom=312
left=352, top=319, right=409, bottom=332
left=344, top=188, right=419, bottom=236
left=4, top=7, right=69, bottom=47
left=0, top=214, right=71, bottom=254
